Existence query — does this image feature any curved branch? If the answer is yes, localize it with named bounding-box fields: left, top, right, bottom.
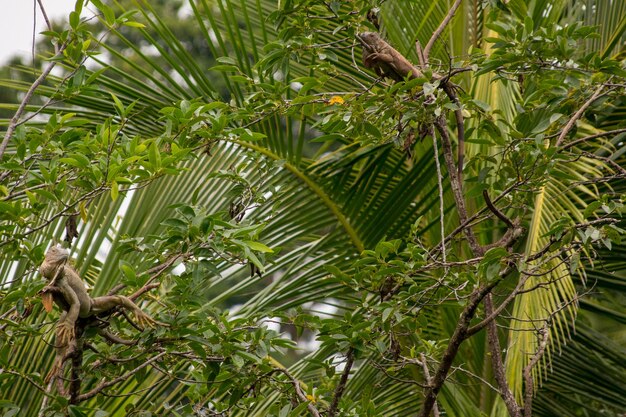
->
left=522, top=325, right=549, bottom=417
left=0, top=44, right=68, bottom=160
left=328, top=348, right=355, bottom=417
left=418, top=267, right=511, bottom=417
left=434, top=116, right=481, bottom=253
left=423, top=0, right=463, bottom=62
left=76, top=352, right=166, bottom=402
left=482, top=190, right=514, bottom=228
left=555, top=84, right=610, bottom=147
left=276, top=368, right=322, bottom=417
left=483, top=295, right=521, bottom=417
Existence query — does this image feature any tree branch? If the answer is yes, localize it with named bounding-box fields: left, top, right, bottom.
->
left=328, top=347, right=355, bottom=417
left=483, top=295, right=521, bottom=417
left=419, top=353, right=440, bottom=417
left=76, top=352, right=166, bottom=401
left=276, top=368, right=322, bottom=417
left=0, top=368, right=47, bottom=393
left=36, top=0, right=53, bottom=31
left=482, top=190, right=514, bottom=228
left=467, top=273, right=531, bottom=336
left=69, top=337, right=84, bottom=403
left=561, top=127, right=626, bottom=151
left=423, top=0, right=463, bottom=62
left=431, top=181, right=521, bottom=258
left=440, top=81, right=466, bottom=177
left=0, top=43, right=68, bottom=160
left=434, top=116, right=481, bottom=253
left=522, top=324, right=550, bottom=417
left=418, top=268, right=511, bottom=417
left=96, top=328, right=137, bottom=346
left=431, top=127, right=448, bottom=270
left=555, top=84, right=610, bottom=147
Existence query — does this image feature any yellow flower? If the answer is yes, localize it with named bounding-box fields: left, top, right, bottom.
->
left=306, top=394, right=316, bottom=403
left=328, top=95, right=344, bottom=105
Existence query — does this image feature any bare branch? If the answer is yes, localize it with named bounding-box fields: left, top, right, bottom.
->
left=431, top=181, right=522, bottom=257
left=555, top=84, right=610, bottom=147
left=0, top=43, right=68, bottom=160
left=522, top=324, right=550, bottom=417
left=76, top=352, right=166, bottom=401
left=370, top=359, right=429, bottom=387
left=69, top=338, right=84, bottom=403
left=431, top=127, right=448, bottom=270
left=434, top=116, right=481, bottom=253
left=416, top=40, right=426, bottom=68
left=129, top=283, right=161, bottom=301
left=36, top=0, right=53, bottom=31
left=483, top=190, right=514, bottom=228
left=562, top=127, right=626, bottom=151
left=96, top=328, right=137, bottom=346
left=328, top=348, right=355, bottom=417
left=467, top=273, right=531, bottom=336
left=423, top=0, right=463, bottom=62
left=418, top=267, right=511, bottom=417
left=275, top=368, right=322, bottom=417
left=483, top=295, right=521, bottom=417
left=0, top=368, right=47, bottom=393
left=579, top=151, right=626, bottom=175
left=419, top=353, right=440, bottom=417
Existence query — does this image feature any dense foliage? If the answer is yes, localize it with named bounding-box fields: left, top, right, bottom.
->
left=0, top=1, right=625, bottom=416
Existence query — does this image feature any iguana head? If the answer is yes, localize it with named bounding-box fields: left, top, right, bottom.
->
left=40, top=244, right=70, bottom=278
left=356, top=32, right=381, bottom=51
left=45, top=244, right=70, bottom=265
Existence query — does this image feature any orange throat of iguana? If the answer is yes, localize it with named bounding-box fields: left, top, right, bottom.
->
left=41, top=291, right=54, bottom=313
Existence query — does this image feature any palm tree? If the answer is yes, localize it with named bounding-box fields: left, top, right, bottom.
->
left=0, top=1, right=624, bottom=416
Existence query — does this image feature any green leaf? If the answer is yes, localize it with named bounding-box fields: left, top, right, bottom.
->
left=382, top=307, right=393, bottom=323
left=123, top=21, right=146, bottom=28
left=3, top=290, right=24, bottom=304
left=110, top=180, right=119, bottom=201
left=110, top=93, right=125, bottom=116
left=148, top=142, right=161, bottom=170
left=210, top=65, right=239, bottom=72
left=119, top=261, right=136, bottom=283
left=242, top=240, right=273, bottom=253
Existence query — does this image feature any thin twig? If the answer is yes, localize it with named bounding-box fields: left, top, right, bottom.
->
left=36, top=0, right=53, bottom=31
left=467, top=274, right=531, bottom=336
left=3, top=0, right=63, bottom=160
left=0, top=368, right=47, bottom=393
left=31, top=0, right=37, bottom=65
left=579, top=150, right=626, bottom=175
left=430, top=181, right=521, bottom=257
left=562, top=127, right=626, bottom=150
left=416, top=40, right=426, bottom=68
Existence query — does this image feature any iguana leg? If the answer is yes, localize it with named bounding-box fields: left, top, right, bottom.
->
left=365, top=51, right=395, bottom=67
left=90, top=295, right=155, bottom=328
left=45, top=313, right=73, bottom=383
